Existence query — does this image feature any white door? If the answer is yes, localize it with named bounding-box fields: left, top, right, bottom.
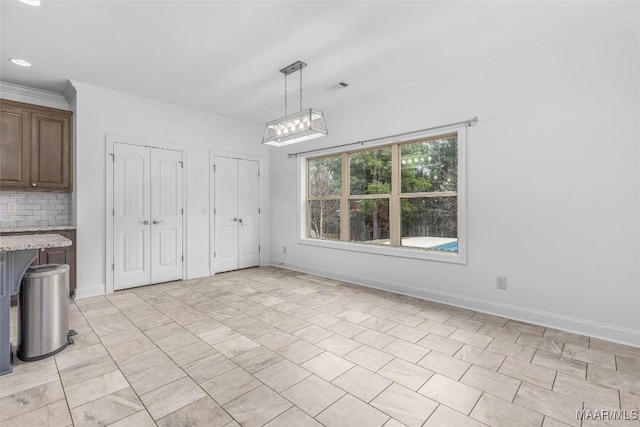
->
left=150, top=149, right=183, bottom=283
left=238, top=159, right=260, bottom=269
left=213, top=156, right=260, bottom=273
left=114, top=143, right=183, bottom=290
left=114, top=143, right=151, bottom=289
left=213, top=156, right=239, bottom=273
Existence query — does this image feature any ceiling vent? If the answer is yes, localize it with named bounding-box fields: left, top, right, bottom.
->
left=327, top=81, right=351, bottom=92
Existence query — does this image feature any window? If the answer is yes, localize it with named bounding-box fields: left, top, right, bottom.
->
left=307, top=156, right=342, bottom=240
left=302, top=128, right=465, bottom=263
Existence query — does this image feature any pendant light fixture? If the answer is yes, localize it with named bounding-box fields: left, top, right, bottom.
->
left=263, top=61, right=328, bottom=147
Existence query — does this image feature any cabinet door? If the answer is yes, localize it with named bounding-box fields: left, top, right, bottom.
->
left=31, top=110, right=71, bottom=190
left=39, top=246, right=67, bottom=265
left=0, top=103, right=30, bottom=188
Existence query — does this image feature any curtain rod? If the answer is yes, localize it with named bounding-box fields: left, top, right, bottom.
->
left=287, top=116, right=478, bottom=158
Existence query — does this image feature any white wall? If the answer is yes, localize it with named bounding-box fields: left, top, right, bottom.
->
left=269, top=20, right=640, bottom=345
left=71, top=82, right=267, bottom=298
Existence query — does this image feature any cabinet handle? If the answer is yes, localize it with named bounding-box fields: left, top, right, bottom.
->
left=152, top=220, right=164, bottom=225
left=32, top=183, right=37, bottom=187
left=140, top=220, right=149, bottom=225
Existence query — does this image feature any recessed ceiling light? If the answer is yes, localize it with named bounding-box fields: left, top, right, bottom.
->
left=18, top=0, right=41, bottom=6
left=10, top=58, right=32, bottom=67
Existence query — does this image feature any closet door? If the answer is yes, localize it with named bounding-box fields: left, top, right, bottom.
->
left=213, top=156, right=260, bottom=273
left=214, top=156, right=240, bottom=273
left=238, top=160, right=260, bottom=269
left=113, top=143, right=184, bottom=290
left=150, top=149, right=183, bottom=283
left=114, top=143, right=151, bottom=290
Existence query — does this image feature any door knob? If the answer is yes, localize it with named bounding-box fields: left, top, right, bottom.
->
left=232, top=218, right=238, bottom=222
left=32, top=183, right=37, bottom=187
left=238, top=218, right=243, bottom=227
left=140, top=220, right=149, bottom=225
left=152, top=220, right=164, bottom=225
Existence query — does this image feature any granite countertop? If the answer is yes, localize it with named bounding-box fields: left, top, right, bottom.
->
left=0, top=234, right=72, bottom=252
left=0, top=225, right=76, bottom=233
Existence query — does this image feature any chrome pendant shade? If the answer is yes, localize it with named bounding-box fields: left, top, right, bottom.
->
left=263, top=61, right=328, bottom=147
left=263, top=108, right=327, bottom=146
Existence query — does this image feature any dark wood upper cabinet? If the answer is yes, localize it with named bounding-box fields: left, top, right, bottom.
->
left=0, top=103, right=30, bottom=188
left=31, top=109, right=71, bottom=190
left=0, top=99, right=73, bottom=192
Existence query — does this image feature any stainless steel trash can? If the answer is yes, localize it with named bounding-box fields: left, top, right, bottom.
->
left=18, top=264, right=74, bottom=361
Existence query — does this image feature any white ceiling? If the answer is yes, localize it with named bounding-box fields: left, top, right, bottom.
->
left=0, top=1, right=634, bottom=125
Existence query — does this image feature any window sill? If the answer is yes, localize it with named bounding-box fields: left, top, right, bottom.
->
left=297, top=237, right=466, bottom=264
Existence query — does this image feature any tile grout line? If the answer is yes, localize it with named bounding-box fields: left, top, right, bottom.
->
left=76, top=299, right=160, bottom=425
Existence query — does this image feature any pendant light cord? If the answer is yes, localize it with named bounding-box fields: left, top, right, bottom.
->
left=284, top=73, right=288, bottom=116
left=300, top=67, right=303, bottom=111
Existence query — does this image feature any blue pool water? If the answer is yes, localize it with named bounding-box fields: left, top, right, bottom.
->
left=431, top=241, right=458, bottom=252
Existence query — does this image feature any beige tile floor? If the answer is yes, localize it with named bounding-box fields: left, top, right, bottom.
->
left=1, top=266, right=639, bottom=427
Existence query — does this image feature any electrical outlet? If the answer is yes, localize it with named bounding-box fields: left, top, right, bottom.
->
left=497, top=276, right=507, bottom=290
left=7, top=202, right=17, bottom=213
left=283, top=246, right=287, bottom=254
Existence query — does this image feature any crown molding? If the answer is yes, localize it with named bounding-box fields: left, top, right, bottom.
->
left=63, top=80, right=77, bottom=105
left=68, top=80, right=262, bottom=130
left=0, top=81, right=70, bottom=110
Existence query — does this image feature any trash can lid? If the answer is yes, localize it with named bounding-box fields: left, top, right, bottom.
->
left=24, top=264, right=69, bottom=278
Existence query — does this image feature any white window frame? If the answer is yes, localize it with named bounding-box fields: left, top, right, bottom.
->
left=297, top=125, right=467, bottom=264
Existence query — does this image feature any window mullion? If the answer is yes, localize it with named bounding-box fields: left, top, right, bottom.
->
left=340, top=152, right=349, bottom=241
left=390, top=144, right=401, bottom=246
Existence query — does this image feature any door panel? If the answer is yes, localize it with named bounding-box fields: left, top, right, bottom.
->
left=0, top=106, right=30, bottom=188
left=214, top=156, right=239, bottom=273
left=114, top=143, right=151, bottom=290
left=31, top=111, right=71, bottom=190
left=122, top=231, right=146, bottom=271
left=150, top=149, right=183, bottom=283
left=238, top=160, right=260, bottom=269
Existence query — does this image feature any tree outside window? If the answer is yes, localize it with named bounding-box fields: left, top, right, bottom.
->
left=307, top=133, right=459, bottom=253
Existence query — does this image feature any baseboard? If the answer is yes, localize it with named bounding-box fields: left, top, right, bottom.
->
left=270, top=259, right=640, bottom=348
left=75, top=284, right=106, bottom=300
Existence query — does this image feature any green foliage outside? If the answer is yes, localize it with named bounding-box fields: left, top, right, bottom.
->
left=400, top=137, right=458, bottom=239
left=308, top=135, right=458, bottom=243
left=308, top=157, right=341, bottom=239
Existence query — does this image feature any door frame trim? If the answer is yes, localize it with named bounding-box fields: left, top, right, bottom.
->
left=106, top=134, right=187, bottom=294
left=210, top=150, right=265, bottom=275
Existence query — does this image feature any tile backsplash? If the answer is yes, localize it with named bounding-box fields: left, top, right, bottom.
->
left=0, top=190, right=71, bottom=228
